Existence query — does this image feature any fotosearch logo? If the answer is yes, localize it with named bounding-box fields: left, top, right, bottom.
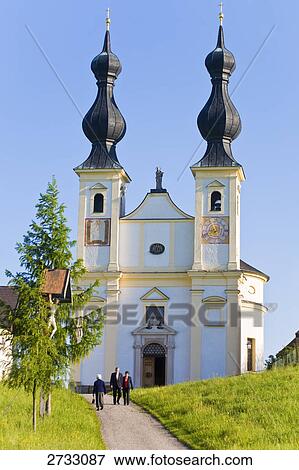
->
left=96, top=302, right=278, bottom=327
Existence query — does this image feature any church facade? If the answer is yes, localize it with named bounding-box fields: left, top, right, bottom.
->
left=72, top=15, right=269, bottom=388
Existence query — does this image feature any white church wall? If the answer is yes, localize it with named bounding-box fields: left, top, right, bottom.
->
left=202, top=245, right=229, bottom=271
left=144, top=223, right=170, bottom=268
left=115, top=287, right=144, bottom=379
left=115, top=324, right=135, bottom=379
left=202, top=286, right=227, bottom=298
left=115, top=287, right=142, bottom=377
left=239, top=275, right=264, bottom=304
left=198, top=289, right=228, bottom=380
left=116, top=333, right=135, bottom=379
left=85, top=246, right=110, bottom=271
left=200, top=287, right=228, bottom=327
left=239, top=276, right=265, bottom=373
left=80, top=342, right=106, bottom=385
left=174, top=222, right=194, bottom=268
left=162, top=287, right=191, bottom=384
left=119, top=220, right=194, bottom=271
left=119, top=223, right=141, bottom=267
left=201, top=326, right=226, bottom=379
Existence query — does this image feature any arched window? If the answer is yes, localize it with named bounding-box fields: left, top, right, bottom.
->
left=211, top=191, right=222, bottom=212
left=93, top=193, right=104, bottom=213
left=143, top=343, right=165, bottom=357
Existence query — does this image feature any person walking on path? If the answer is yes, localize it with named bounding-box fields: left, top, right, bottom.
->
left=110, top=367, right=123, bottom=405
left=92, top=374, right=107, bottom=411
left=122, top=371, right=134, bottom=406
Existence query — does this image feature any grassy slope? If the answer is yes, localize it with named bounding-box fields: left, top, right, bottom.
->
left=132, top=367, right=299, bottom=450
left=0, top=385, right=105, bottom=450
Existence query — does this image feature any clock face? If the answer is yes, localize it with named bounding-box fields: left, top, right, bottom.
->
left=201, top=217, right=229, bottom=244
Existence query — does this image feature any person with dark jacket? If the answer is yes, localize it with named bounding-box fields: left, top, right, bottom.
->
left=110, top=367, right=123, bottom=405
left=92, top=374, right=107, bottom=411
left=122, top=371, right=134, bottom=405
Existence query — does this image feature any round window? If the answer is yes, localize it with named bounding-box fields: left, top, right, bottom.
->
left=149, top=243, right=165, bottom=255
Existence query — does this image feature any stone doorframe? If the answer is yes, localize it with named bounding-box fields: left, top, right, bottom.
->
left=132, top=324, right=176, bottom=387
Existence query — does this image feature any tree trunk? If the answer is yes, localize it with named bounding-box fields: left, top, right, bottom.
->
left=45, top=392, right=52, bottom=416
left=40, top=388, right=45, bottom=418
left=32, top=380, right=37, bottom=432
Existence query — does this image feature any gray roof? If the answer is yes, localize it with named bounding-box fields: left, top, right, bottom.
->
left=240, top=260, right=270, bottom=281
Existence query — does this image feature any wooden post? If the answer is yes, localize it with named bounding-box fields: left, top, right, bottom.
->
left=39, top=388, right=45, bottom=418
left=45, top=392, right=52, bottom=416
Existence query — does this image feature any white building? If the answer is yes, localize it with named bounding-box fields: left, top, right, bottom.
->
left=72, top=16, right=269, bottom=389
left=0, top=287, right=17, bottom=379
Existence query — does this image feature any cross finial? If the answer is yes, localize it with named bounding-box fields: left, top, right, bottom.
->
left=219, top=2, right=224, bottom=26
left=106, top=8, right=111, bottom=31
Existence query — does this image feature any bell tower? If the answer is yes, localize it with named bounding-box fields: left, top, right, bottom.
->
left=191, top=23, right=245, bottom=272
left=74, top=11, right=130, bottom=274
left=189, top=12, right=246, bottom=381
left=73, top=11, right=130, bottom=379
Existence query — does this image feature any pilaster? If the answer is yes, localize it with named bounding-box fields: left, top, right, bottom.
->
left=228, top=175, right=240, bottom=270
left=133, top=341, right=142, bottom=387
left=77, top=180, right=86, bottom=261
left=189, top=287, right=205, bottom=380
left=225, top=288, right=241, bottom=375
left=166, top=336, right=175, bottom=385
left=108, top=177, right=121, bottom=272
left=103, top=275, right=121, bottom=378
left=192, top=177, right=203, bottom=270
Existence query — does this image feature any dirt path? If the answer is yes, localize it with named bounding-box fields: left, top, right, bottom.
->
left=84, top=394, right=187, bottom=450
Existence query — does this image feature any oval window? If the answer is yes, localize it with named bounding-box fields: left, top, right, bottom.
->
left=149, top=243, right=165, bottom=255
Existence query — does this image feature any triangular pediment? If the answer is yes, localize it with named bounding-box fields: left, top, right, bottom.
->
left=132, top=323, right=176, bottom=336
left=140, top=287, right=169, bottom=302
left=90, top=183, right=108, bottom=191
left=121, top=192, right=193, bottom=220
left=207, top=180, right=225, bottom=188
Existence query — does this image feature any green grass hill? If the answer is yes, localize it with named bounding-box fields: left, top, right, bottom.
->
left=132, top=366, right=299, bottom=450
left=0, top=385, right=105, bottom=450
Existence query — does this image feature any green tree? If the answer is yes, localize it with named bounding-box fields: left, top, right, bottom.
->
left=3, top=177, right=104, bottom=430
left=265, top=355, right=277, bottom=370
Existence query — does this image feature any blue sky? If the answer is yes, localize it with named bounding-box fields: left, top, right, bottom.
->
left=0, top=0, right=297, bottom=359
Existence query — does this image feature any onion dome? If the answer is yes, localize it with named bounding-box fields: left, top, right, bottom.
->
left=196, top=25, right=242, bottom=167
left=76, top=13, right=126, bottom=170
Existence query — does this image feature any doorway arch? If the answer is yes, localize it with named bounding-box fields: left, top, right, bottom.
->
left=142, top=343, right=166, bottom=387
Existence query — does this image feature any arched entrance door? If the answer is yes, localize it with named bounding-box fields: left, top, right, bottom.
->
left=142, top=343, right=166, bottom=387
